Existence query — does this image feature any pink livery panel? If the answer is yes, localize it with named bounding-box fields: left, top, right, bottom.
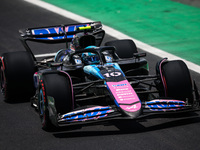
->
left=107, top=80, right=142, bottom=116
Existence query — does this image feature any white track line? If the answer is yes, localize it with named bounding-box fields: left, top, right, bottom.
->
left=25, top=0, right=200, bottom=73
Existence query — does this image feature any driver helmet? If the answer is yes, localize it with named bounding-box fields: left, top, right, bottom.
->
left=81, top=46, right=100, bottom=65
left=70, top=33, right=96, bottom=51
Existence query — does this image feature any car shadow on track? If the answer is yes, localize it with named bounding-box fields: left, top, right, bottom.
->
left=52, top=112, right=200, bottom=138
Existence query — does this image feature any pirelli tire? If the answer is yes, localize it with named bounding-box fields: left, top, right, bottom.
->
left=159, top=60, right=193, bottom=103
left=38, top=71, right=74, bottom=130
left=0, top=51, right=36, bottom=102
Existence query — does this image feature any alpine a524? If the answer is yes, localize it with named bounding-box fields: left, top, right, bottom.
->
left=0, top=22, right=199, bottom=130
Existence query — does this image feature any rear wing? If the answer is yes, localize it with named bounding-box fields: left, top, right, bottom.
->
left=19, top=22, right=105, bottom=60
left=20, top=21, right=104, bottom=43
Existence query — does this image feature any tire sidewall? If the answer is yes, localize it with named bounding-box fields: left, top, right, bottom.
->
left=1, top=51, right=36, bottom=102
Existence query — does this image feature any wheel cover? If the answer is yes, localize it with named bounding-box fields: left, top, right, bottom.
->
left=39, top=89, right=46, bottom=125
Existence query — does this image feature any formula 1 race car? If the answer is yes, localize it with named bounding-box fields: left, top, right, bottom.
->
left=0, top=21, right=199, bottom=130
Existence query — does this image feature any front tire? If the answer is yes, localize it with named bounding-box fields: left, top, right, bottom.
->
left=159, top=60, right=193, bottom=103
left=38, top=71, right=74, bottom=130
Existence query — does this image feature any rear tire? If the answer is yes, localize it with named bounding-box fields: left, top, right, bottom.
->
left=0, top=51, right=36, bottom=102
left=160, top=60, right=193, bottom=103
left=105, top=39, right=138, bottom=58
left=38, top=71, right=74, bottom=130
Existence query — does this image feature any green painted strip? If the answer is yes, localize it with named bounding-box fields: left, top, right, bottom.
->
left=43, top=0, right=200, bottom=65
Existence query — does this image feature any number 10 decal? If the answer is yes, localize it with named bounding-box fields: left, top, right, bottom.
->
left=103, top=72, right=121, bottom=78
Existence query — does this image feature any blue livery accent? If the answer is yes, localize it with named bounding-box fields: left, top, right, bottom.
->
left=114, top=100, right=120, bottom=107
left=32, top=24, right=89, bottom=40
left=33, top=27, right=63, bottom=35
left=83, top=63, right=125, bottom=79
left=60, top=106, right=113, bottom=122
left=83, top=65, right=104, bottom=79
left=35, top=36, right=65, bottom=40
left=145, top=100, right=187, bottom=111
left=146, top=100, right=185, bottom=105
left=146, top=103, right=185, bottom=109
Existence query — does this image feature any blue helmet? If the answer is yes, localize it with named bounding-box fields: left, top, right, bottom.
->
left=82, top=46, right=100, bottom=65
left=82, top=53, right=100, bottom=65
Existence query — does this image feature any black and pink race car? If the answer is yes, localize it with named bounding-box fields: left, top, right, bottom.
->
left=0, top=21, right=199, bottom=130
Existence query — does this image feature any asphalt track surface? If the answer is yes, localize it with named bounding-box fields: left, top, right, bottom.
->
left=0, top=0, right=200, bottom=150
